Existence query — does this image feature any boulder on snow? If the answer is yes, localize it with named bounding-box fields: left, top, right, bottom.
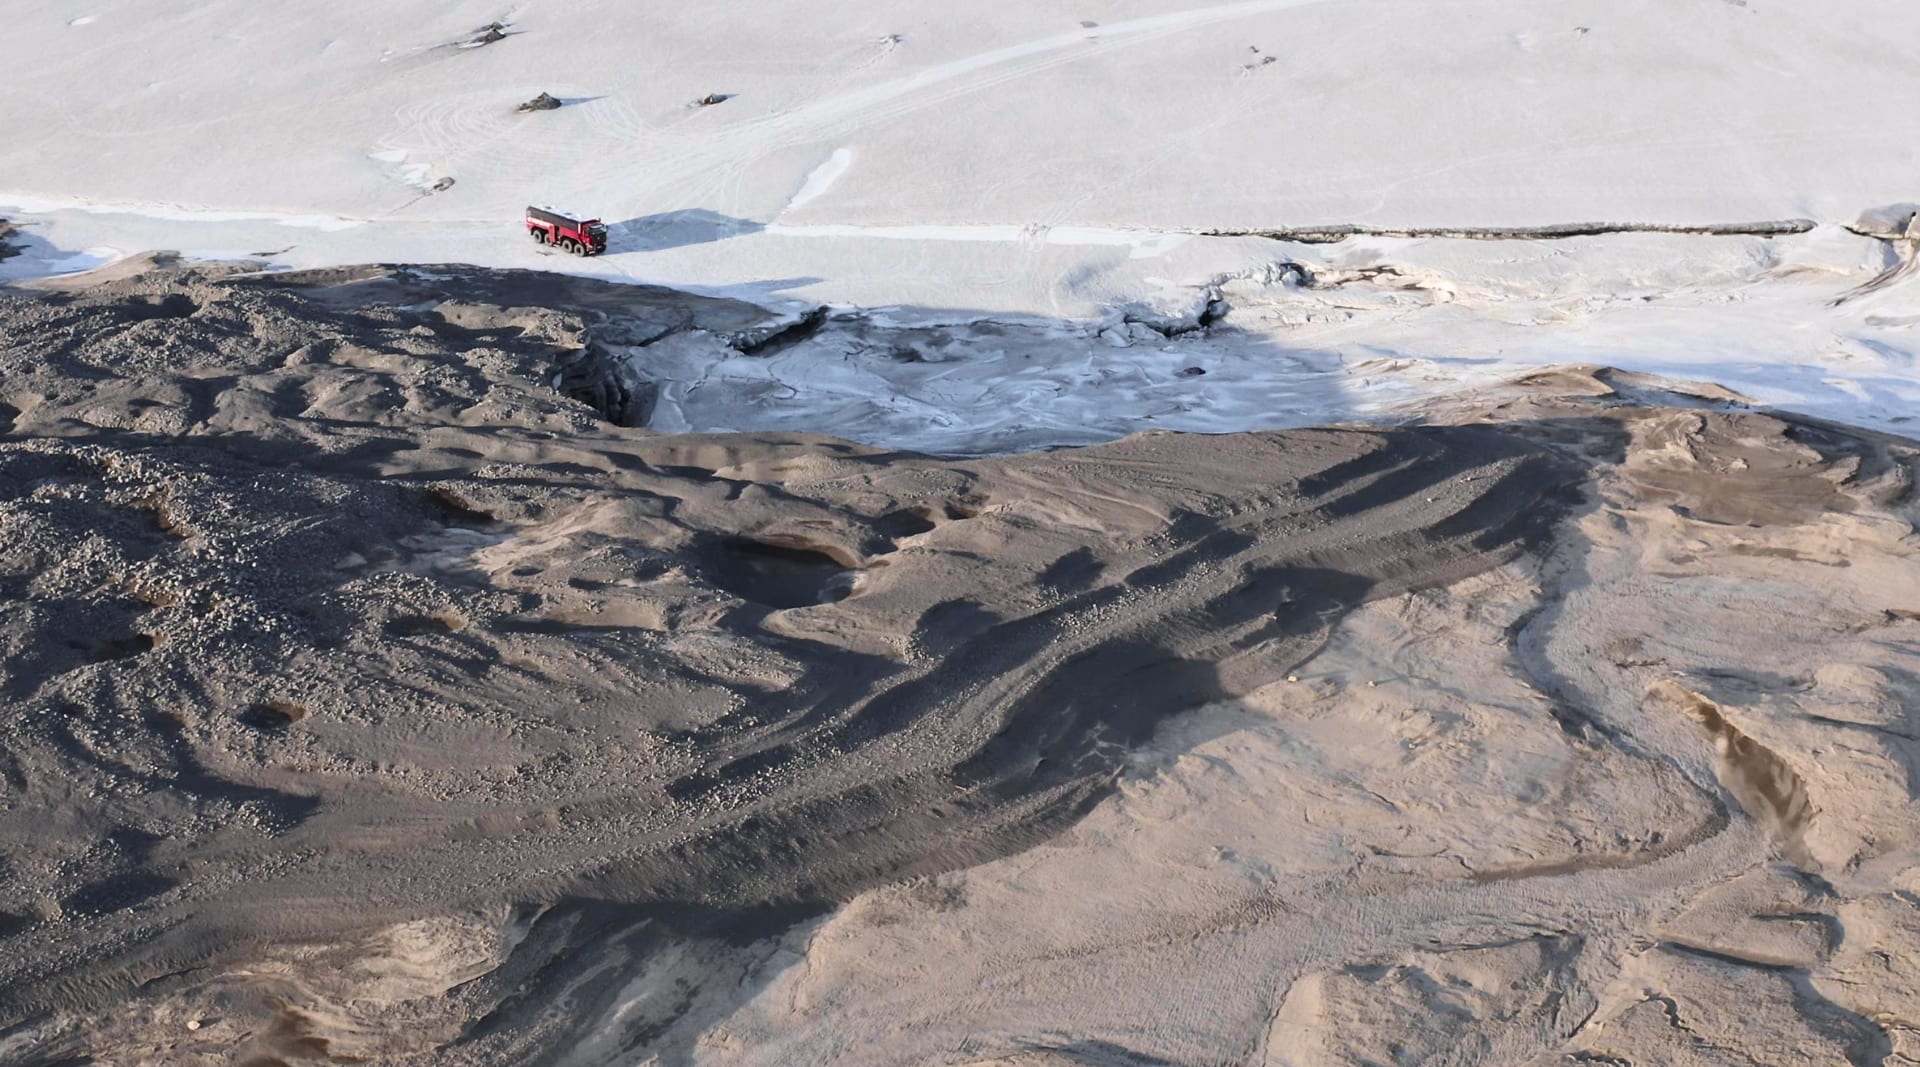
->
left=517, top=92, right=562, bottom=113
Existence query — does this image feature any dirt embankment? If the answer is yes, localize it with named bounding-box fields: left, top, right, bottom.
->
left=0, top=265, right=1916, bottom=1065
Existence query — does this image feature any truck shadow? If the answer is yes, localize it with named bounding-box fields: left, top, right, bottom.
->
left=612, top=208, right=763, bottom=251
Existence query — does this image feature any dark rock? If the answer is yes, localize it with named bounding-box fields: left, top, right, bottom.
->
left=1853, top=203, right=1920, bottom=240
left=518, top=92, right=563, bottom=113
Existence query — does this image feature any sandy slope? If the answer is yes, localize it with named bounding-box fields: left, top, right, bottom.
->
left=5, top=3, right=1920, bottom=1063
left=0, top=263, right=1916, bottom=1065
left=709, top=393, right=1920, bottom=1067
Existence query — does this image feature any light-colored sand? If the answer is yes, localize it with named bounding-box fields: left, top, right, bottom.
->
left=0, top=264, right=1916, bottom=1064
left=704, top=389, right=1920, bottom=1067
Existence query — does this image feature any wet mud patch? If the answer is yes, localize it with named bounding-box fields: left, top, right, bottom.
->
left=725, top=306, right=828, bottom=356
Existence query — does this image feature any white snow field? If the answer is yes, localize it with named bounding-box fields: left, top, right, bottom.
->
left=3, top=0, right=1918, bottom=448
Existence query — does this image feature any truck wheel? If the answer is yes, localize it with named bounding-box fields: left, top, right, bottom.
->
left=532, top=229, right=547, bottom=244
left=561, top=239, right=581, bottom=255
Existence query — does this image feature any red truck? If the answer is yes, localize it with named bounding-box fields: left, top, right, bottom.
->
left=525, top=206, right=608, bottom=255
